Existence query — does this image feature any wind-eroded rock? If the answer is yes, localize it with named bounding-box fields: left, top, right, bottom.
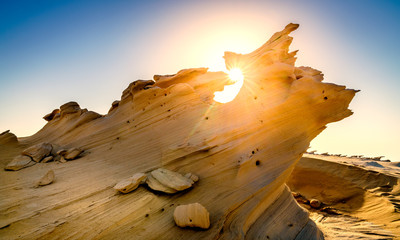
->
left=0, top=23, right=359, bottom=239
left=43, top=109, right=60, bottom=121
left=64, top=148, right=84, bottom=160
left=151, top=168, right=194, bottom=191
left=5, top=155, right=35, bottom=171
left=174, top=203, right=210, bottom=229
left=146, top=174, right=178, bottom=194
left=22, top=143, right=52, bottom=162
left=36, top=170, right=55, bottom=187
left=60, top=101, right=81, bottom=117
left=114, top=173, right=147, bottom=193
left=0, top=130, right=18, bottom=145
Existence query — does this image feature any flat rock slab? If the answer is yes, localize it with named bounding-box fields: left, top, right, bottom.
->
left=4, top=155, right=35, bottom=171
left=64, top=148, right=83, bottom=160
left=22, top=143, right=52, bottom=162
left=36, top=170, right=55, bottom=187
left=114, top=173, right=147, bottom=193
left=174, top=203, right=210, bottom=229
left=146, top=174, right=177, bottom=194
left=42, top=156, right=54, bottom=163
left=151, top=168, right=193, bottom=191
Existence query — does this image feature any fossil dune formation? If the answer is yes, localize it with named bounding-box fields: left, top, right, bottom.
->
left=1, top=23, right=397, bottom=239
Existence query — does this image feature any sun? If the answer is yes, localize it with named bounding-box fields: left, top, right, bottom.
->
left=213, top=68, right=244, bottom=103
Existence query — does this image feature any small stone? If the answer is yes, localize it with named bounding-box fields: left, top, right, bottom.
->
left=173, top=203, right=210, bottom=229
left=114, top=173, right=147, bottom=193
left=292, top=192, right=301, bottom=198
left=57, top=149, right=67, bottom=156
left=184, top=173, right=199, bottom=182
left=36, top=170, right=55, bottom=187
left=59, top=156, right=67, bottom=163
left=310, top=199, right=321, bottom=208
left=146, top=174, right=177, bottom=194
left=42, top=156, right=54, bottom=163
left=151, top=168, right=193, bottom=191
left=22, top=143, right=53, bottom=162
left=64, top=148, right=84, bottom=160
left=5, top=155, right=35, bottom=171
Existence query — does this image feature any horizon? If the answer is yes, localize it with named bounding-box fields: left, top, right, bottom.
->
left=1, top=0, right=399, bottom=161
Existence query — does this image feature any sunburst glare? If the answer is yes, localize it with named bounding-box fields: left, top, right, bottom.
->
left=213, top=68, right=244, bottom=103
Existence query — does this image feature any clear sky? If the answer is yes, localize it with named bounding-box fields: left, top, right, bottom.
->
left=1, top=0, right=399, bottom=161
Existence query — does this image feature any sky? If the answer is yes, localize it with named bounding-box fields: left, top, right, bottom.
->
left=0, top=0, right=399, bottom=161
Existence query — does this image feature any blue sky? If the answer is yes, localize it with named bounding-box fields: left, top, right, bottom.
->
left=0, top=0, right=399, bottom=161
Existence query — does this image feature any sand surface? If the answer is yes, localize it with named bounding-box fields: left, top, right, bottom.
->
left=288, top=154, right=400, bottom=239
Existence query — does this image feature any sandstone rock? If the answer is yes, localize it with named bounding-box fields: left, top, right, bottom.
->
left=184, top=173, right=199, bottom=183
left=36, top=170, right=55, bottom=187
left=108, top=100, right=120, bottom=113
left=22, top=143, right=52, bottom=162
left=120, top=80, right=155, bottom=104
left=59, top=156, right=67, bottom=163
left=57, top=149, right=67, bottom=156
left=310, top=199, right=321, bottom=208
left=60, top=101, right=81, bottom=118
left=43, top=109, right=60, bottom=121
left=0, top=130, right=10, bottom=135
left=173, top=203, right=210, bottom=229
left=64, top=148, right=84, bottom=160
left=0, top=130, right=18, bottom=145
left=73, top=111, right=102, bottom=128
left=114, top=173, right=147, bottom=193
left=42, top=156, right=54, bottom=163
left=151, top=168, right=193, bottom=191
left=4, top=155, right=35, bottom=171
left=146, top=174, right=177, bottom=194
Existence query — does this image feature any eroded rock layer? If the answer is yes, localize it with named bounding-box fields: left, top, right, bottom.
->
left=0, top=24, right=357, bottom=239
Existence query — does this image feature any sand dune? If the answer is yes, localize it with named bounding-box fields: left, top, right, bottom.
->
left=0, top=24, right=365, bottom=239
left=289, top=154, right=400, bottom=239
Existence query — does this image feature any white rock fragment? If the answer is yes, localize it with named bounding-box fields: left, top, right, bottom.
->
left=114, top=173, right=147, bottom=193
left=64, top=148, right=84, bottom=160
left=146, top=174, right=177, bottom=194
left=22, top=143, right=52, bottom=162
left=151, top=168, right=193, bottom=191
left=36, top=170, right=55, bottom=187
left=174, top=203, right=210, bottom=229
left=184, top=173, right=199, bottom=183
left=5, top=155, right=35, bottom=171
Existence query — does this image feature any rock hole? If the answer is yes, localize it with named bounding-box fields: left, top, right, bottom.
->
left=116, top=137, right=120, bottom=140
left=161, top=208, right=165, bottom=212
left=145, top=214, right=149, bottom=217
left=322, top=90, right=325, bottom=93
left=324, top=97, right=328, bottom=100
left=127, top=120, right=130, bottom=123
left=168, top=109, right=171, bottom=112
left=189, top=219, right=192, bottom=222
left=288, top=223, right=293, bottom=227
left=164, top=93, right=167, bottom=96
left=255, top=160, right=260, bottom=166
left=252, top=151, right=255, bottom=154
left=205, top=117, right=209, bottom=120
left=154, top=94, right=156, bottom=96
left=254, top=96, right=258, bottom=100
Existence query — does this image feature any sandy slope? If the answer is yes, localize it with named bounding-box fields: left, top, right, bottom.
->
left=288, top=154, right=400, bottom=239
